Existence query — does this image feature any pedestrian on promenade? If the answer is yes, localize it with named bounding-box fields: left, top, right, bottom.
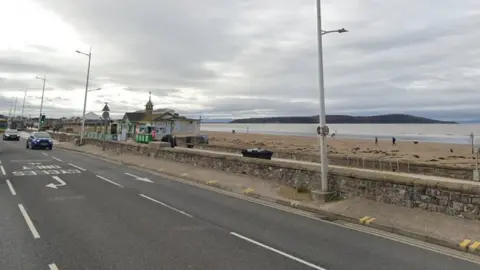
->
left=392, top=137, right=396, bottom=146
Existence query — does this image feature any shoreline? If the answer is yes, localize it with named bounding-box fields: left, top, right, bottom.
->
left=200, top=123, right=478, bottom=145
left=202, top=131, right=477, bottom=167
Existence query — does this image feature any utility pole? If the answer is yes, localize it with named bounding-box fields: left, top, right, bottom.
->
left=35, top=75, right=47, bottom=129
left=13, top=97, right=18, bottom=117
left=21, top=88, right=27, bottom=119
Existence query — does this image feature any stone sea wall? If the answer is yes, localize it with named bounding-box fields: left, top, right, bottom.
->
left=72, top=137, right=480, bottom=221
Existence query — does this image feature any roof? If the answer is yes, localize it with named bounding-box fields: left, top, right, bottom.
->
left=123, top=112, right=145, bottom=122
left=85, top=112, right=101, bottom=120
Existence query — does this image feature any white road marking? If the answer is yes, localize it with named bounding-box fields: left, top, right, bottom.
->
left=6, top=180, right=16, bottom=195
left=46, top=176, right=67, bottom=189
left=49, top=263, right=59, bottom=270
left=124, top=173, right=153, bottom=183
left=230, top=232, right=326, bottom=270
left=52, top=157, right=63, bottom=162
left=68, top=163, right=86, bottom=171
left=139, top=194, right=193, bottom=218
left=61, top=145, right=480, bottom=265
left=18, top=204, right=40, bottom=239
left=125, top=172, right=140, bottom=178
left=0, top=165, right=5, bottom=176
left=41, top=153, right=48, bottom=156
left=96, top=175, right=124, bottom=188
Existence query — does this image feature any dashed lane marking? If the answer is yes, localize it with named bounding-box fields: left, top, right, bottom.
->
left=18, top=204, right=40, bottom=239
left=139, top=194, right=193, bottom=218
left=6, top=180, right=16, bottom=195
left=49, top=263, right=59, bottom=270
left=68, top=163, right=86, bottom=171
left=52, top=157, right=63, bottom=162
left=96, top=175, right=124, bottom=188
left=230, top=232, right=326, bottom=270
left=0, top=165, right=5, bottom=176
left=41, top=153, right=48, bottom=156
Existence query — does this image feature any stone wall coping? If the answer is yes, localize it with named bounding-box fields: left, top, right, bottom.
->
left=85, top=137, right=480, bottom=195
left=198, top=143, right=474, bottom=171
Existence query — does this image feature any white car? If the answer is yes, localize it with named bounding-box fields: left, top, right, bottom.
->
left=3, top=129, right=20, bottom=141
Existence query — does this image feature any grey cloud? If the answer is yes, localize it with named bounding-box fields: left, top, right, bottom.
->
left=1, top=0, right=479, bottom=120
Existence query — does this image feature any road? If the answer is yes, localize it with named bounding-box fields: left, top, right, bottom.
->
left=1, top=138, right=479, bottom=269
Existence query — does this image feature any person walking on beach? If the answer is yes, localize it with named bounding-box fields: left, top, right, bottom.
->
left=375, top=137, right=378, bottom=145
left=392, top=136, right=396, bottom=146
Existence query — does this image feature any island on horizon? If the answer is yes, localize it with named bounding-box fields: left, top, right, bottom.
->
left=229, top=114, right=457, bottom=124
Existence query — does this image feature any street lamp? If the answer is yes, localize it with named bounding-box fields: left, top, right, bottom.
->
left=76, top=47, right=92, bottom=144
left=35, top=75, right=46, bottom=130
left=316, top=0, right=348, bottom=193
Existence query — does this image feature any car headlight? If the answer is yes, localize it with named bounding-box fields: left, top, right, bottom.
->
left=34, top=139, right=40, bottom=143
left=48, top=139, right=53, bottom=143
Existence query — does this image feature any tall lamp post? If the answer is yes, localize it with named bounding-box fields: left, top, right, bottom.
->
left=35, top=75, right=46, bottom=130
left=76, top=47, right=92, bottom=144
left=21, top=88, right=28, bottom=119
left=316, top=0, right=348, bottom=192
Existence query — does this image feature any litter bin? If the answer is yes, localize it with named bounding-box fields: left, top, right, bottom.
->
left=185, top=136, right=194, bottom=148
left=241, top=148, right=274, bottom=160
left=145, top=134, right=152, bottom=143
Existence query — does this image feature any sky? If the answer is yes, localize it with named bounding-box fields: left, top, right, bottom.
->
left=1, top=0, right=480, bottom=121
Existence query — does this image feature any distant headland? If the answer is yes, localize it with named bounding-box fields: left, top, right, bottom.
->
left=229, top=114, right=457, bottom=124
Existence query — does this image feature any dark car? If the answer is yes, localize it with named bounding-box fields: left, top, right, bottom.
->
left=3, top=129, right=20, bottom=141
left=26, top=132, right=53, bottom=150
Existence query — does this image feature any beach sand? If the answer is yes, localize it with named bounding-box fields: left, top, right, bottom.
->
left=204, top=131, right=477, bottom=166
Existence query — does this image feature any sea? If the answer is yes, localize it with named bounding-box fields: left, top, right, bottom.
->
left=200, top=123, right=480, bottom=145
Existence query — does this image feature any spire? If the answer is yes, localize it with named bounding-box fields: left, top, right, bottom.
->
left=145, top=91, right=154, bottom=112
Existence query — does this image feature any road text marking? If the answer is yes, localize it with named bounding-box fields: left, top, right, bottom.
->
left=49, top=263, right=59, bottom=270
left=139, top=194, right=193, bottom=218
left=6, top=180, right=16, bottom=195
left=52, top=157, right=63, bottom=162
left=96, top=175, right=124, bottom=188
left=18, top=204, right=40, bottom=239
left=0, top=165, right=5, bottom=175
left=230, top=232, right=325, bottom=270
left=68, top=163, right=86, bottom=171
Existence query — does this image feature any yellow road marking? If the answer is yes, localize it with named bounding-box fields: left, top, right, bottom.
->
left=206, top=180, right=218, bottom=185
left=359, top=216, right=375, bottom=225
left=244, top=188, right=254, bottom=194
left=359, top=216, right=370, bottom=224
left=460, top=239, right=472, bottom=250
left=469, top=241, right=480, bottom=253
left=365, top=217, right=376, bottom=225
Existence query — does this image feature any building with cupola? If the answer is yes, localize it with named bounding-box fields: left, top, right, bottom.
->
left=120, top=92, right=200, bottom=140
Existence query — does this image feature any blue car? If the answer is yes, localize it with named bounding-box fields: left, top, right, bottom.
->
left=26, top=132, right=53, bottom=150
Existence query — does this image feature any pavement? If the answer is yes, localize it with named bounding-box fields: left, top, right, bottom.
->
left=1, top=138, right=480, bottom=269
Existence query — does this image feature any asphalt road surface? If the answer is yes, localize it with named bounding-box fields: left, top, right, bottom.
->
left=1, top=138, right=479, bottom=270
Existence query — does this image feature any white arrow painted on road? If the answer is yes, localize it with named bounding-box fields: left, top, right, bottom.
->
left=46, top=176, right=67, bottom=189
left=124, top=172, right=153, bottom=183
